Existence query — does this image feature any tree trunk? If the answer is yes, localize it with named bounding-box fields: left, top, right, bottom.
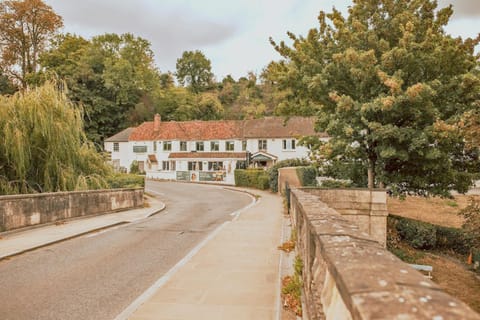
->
left=368, top=158, right=375, bottom=189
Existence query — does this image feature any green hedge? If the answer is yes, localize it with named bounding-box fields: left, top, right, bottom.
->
left=234, top=169, right=270, bottom=190
left=107, top=174, right=145, bottom=189
left=296, top=166, right=318, bottom=187
left=268, top=159, right=311, bottom=192
left=390, top=215, right=473, bottom=254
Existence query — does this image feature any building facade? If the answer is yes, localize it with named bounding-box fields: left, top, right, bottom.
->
left=105, top=115, right=326, bottom=184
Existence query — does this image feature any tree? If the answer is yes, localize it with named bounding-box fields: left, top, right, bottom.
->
left=41, top=33, right=161, bottom=146
left=0, top=81, right=111, bottom=194
left=270, top=0, right=480, bottom=196
left=0, top=0, right=63, bottom=88
left=176, top=50, right=214, bottom=93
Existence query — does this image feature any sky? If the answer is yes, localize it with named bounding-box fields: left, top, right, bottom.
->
left=44, top=0, right=479, bottom=81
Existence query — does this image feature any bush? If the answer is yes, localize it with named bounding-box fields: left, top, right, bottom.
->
left=395, top=217, right=437, bottom=249
left=296, top=166, right=318, bottom=187
left=320, top=179, right=352, bottom=189
left=107, top=174, right=145, bottom=189
left=268, top=159, right=311, bottom=192
left=129, top=161, right=140, bottom=174
left=390, top=215, right=473, bottom=254
left=234, top=169, right=269, bottom=190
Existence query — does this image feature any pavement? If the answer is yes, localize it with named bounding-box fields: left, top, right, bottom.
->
left=121, top=188, right=284, bottom=320
left=0, top=186, right=285, bottom=320
left=0, top=196, right=165, bottom=260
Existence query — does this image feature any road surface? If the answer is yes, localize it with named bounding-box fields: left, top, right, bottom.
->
left=0, top=181, right=252, bottom=320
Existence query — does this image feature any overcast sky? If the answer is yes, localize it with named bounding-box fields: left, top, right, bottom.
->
left=44, top=0, right=479, bottom=81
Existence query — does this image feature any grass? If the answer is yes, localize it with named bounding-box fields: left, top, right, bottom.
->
left=387, top=199, right=480, bottom=313
left=282, top=256, right=303, bottom=317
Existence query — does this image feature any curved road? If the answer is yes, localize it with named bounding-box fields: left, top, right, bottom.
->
left=0, top=181, right=252, bottom=320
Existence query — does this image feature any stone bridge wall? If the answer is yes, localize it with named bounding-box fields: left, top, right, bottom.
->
left=290, top=188, right=480, bottom=320
left=0, top=188, right=144, bottom=232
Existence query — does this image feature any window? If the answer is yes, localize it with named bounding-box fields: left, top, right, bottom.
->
left=133, top=145, right=147, bottom=153
left=282, top=139, right=296, bottom=150
left=258, top=139, right=267, bottom=151
left=242, top=140, right=247, bottom=151
left=208, top=161, right=223, bottom=171
left=113, top=143, right=119, bottom=152
left=153, top=141, right=157, bottom=152
left=225, top=141, right=235, bottom=151
left=162, top=161, right=169, bottom=171
left=188, top=161, right=203, bottom=171
left=170, top=161, right=176, bottom=171
left=163, top=141, right=172, bottom=151
left=180, top=141, right=187, bottom=151
left=195, top=141, right=204, bottom=151
left=210, top=141, right=219, bottom=151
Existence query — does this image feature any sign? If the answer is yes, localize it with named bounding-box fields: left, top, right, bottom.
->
left=176, top=171, right=190, bottom=181
left=199, top=171, right=225, bottom=182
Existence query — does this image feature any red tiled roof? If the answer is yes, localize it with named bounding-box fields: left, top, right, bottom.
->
left=126, top=117, right=325, bottom=141
left=168, top=152, right=247, bottom=159
left=148, top=154, right=158, bottom=163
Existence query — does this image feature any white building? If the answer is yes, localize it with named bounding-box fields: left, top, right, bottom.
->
left=105, top=115, right=326, bottom=184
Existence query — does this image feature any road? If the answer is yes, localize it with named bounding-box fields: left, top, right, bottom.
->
left=0, top=181, right=252, bottom=320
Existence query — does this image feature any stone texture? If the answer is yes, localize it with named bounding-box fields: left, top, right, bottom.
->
left=0, top=188, right=144, bottom=231
left=289, top=188, right=480, bottom=320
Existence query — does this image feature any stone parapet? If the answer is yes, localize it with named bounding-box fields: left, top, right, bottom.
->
left=0, top=188, right=144, bottom=232
left=290, top=188, right=480, bottom=320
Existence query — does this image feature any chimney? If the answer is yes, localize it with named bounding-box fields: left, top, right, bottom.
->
left=154, top=113, right=161, bottom=132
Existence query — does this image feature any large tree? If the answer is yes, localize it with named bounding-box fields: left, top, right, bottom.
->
left=176, top=50, right=214, bottom=93
left=0, top=0, right=63, bottom=88
left=41, top=33, right=160, bottom=146
left=271, top=0, right=480, bottom=196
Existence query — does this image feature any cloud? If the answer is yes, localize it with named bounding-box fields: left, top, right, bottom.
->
left=44, top=0, right=238, bottom=72
left=439, top=0, right=480, bottom=18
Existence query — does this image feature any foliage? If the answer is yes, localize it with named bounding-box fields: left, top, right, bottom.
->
left=320, top=179, right=353, bottom=189
left=0, top=0, right=63, bottom=88
left=269, top=0, right=480, bottom=196
left=390, top=215, right=472, bottom=254
left=40, top=33, right=161, bottom=146
left=107, top=173, right=145, bottom=189
left=175, top=50, right=214, bottom=93
left=268, top=158, right=311, bottom=192
left=234, top=169, right=270, bottom=190
left=0, top=82, right=111, bottom=194
left=459, top=197, right=480, bottom=249
left=296, top=166, right=318, bottom=187
left=129, top=160, right=140, bottom=174
left=282, top=256, right=303, bottom=317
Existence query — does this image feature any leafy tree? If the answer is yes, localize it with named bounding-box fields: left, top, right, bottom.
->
left=176, top=50, right=214, bottom=93
left=0, top=69, right=17, bottom=94
left=41, top=33, right=160, bottom=146
left=0, top=81, right=111, bottom=194
left=270, top=0, right=480, bottom=196
left=0, top=0, right=63, bottom=88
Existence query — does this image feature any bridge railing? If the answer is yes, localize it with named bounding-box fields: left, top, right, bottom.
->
left=289, top=188, right=480, bottom=320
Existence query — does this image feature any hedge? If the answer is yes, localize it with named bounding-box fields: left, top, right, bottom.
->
left=268, top=159, right=311, bottom=192
left=296, top=166, right=318, bottom=187
left=234, top=169, right=270, bottom=190
left=107, top=174, right=145, bottom=189
left=389, top=215, right=473, bottom=254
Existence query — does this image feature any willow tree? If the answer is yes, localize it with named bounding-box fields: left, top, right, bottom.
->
left=0, top=81, right=111, bottom=194
left=270, top=0, right=480, bottom=196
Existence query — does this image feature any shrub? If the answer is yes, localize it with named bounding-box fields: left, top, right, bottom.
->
left=320, top=179, right=352, bottom=189
left=296, top=166, right=318, bottom=187
left=395, top=217, right=437, bottom=249
left=390, top=215, right=473, bottom=254
left=234, top=169, right=269, bottom=190
left=107, top=174, right=145, bottom=189
left=268, top=158, right=310, bottom=192
left=129, top=161, right=140, bottom=174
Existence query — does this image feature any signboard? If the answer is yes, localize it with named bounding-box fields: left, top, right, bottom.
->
left=199, top=171, right=225, bottom=182
left=176, top=171, right=190, bottom=181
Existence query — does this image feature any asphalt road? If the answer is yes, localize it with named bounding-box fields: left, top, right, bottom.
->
left=0, top=181, right=252, bottom=320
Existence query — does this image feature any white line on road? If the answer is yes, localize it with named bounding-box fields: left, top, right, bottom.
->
left=145, top=189, right=165, bottom=196
left=114, top=221, right=229, bottom=320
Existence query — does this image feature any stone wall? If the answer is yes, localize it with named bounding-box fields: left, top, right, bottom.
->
left=0, top=188, right=144, bottom=232
left=302, top=188, right=388, bottom=247
left=289, top=188, right=480, bottom=320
